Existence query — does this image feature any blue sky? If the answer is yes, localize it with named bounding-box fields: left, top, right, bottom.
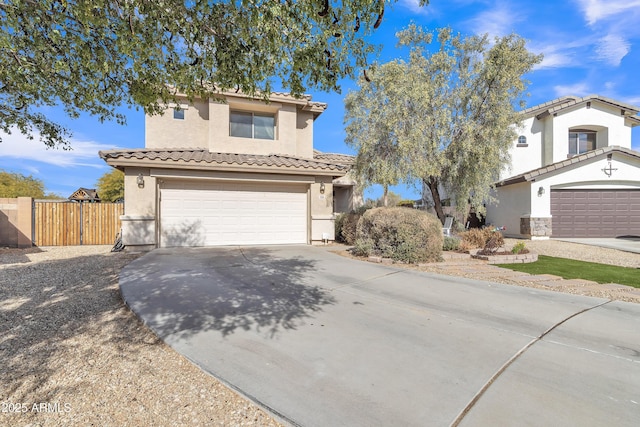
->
left=1, top=0, right=640, bottom=200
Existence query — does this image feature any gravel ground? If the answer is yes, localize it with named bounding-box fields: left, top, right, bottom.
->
left=0, top=246, right=282, bottom=427
left=1, top=241, right=638, bottom=426
left=504, top=239, right=640, bottom=268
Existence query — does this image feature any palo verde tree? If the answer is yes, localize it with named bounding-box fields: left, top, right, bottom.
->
left=345, top=25, right=542, bottom=223
left=344, top=61, right=415, bottom=207
left=96, top=168, right=124, bottom=202
left=0, top=0, right=428, bottom=149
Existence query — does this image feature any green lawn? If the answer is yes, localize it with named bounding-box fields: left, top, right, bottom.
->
left=497, top=255, right=640, bottom=288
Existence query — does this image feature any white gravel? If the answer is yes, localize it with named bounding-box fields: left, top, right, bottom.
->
left=1, top=246, right=282, bottom=427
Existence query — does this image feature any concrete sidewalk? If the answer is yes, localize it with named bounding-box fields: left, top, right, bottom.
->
left=120, top=246, right=640, bottom=426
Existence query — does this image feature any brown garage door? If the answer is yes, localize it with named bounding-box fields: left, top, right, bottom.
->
left=551, top=190, right=640, bottom=238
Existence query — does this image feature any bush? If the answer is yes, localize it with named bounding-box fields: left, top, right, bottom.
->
left=443, top=236, right=461, bottom=251
left=338, top=212, right=361, bottom=245
left=354, top=207, right=443, bottom=263
left=459, top=228, right=504, bottom=249
left=511, top=241, right=529, bottom=254
left=397, top=199, right=416, bottom=208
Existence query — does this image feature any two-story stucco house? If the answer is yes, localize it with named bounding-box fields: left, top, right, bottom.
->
left=486, top=95, right=640, bottom=239
left=99, top=91, right=356, bottom=250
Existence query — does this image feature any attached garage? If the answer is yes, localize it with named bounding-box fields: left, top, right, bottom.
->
left=551, top=189, right=640, bottom=238
left=160, top=180, right=308, bottom=247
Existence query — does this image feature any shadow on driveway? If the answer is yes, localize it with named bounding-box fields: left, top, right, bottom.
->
left=120, top=247, right=337, bottom=340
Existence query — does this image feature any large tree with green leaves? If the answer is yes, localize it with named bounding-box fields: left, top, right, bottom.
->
left=344, top=26, right=542, bottom=223
left=0, top=170, right=60, bottom=198
left=96, top=168, right=124, bottom=202
left=0, top=0, right=428, bottom=148
left=344, top=61, right=415, bottom=206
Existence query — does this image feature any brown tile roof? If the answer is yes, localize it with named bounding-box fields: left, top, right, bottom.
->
left=496, top=146, right=640, bottom=187
left=99, top=148, right=350, bottom=173
left=313, top=150, right=356, bottom=165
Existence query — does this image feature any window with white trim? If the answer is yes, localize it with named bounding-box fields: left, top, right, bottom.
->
left=230, top=111, right=275, bottom=140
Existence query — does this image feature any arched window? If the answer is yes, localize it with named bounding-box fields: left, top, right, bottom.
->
left=517, top=135, right=527, bottom=146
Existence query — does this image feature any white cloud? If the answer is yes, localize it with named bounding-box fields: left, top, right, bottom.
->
left=467, top=3, right=523, bottom=38
left=534, top=50, right=574, bottom=70
left=575, top=0, right=640, bottom=25
left=0, top=128, right=119, bottom=168
left=594, top=34, right=631, bottom=66
left=397, top=0, right=430, bottom=16
left=553, top=82, right=592, bottom=97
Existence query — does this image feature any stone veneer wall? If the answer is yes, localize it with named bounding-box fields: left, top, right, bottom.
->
left=520, top=217, right=552, bottom=238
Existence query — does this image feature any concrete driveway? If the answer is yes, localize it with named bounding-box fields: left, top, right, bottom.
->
left=120, top=246, right=640, bottom=426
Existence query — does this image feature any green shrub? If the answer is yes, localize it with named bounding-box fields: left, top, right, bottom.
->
left=354, top=207, right=443, bottom=263
left=443, top=236, right=461, bottom=251
left=511, top=241, right=529, bottom=254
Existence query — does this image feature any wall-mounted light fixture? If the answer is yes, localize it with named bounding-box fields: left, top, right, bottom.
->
left=320, top=182, right=326, bottom=194
left=537, top=186, right=545, bottom=197
left=137, top=173, right=145, bottom=188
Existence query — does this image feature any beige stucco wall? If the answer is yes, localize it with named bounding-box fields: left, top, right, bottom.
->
left=310, top=178, right=335, bottom=241
left=121, top=168, right=157, bottom=248
left=0, top=197, right=33, bottom=248
left=145, top=99, right=210, bottom=149
left=145, top=94, right=316, bottom=159
left=296, top=110, right=314, bottom=159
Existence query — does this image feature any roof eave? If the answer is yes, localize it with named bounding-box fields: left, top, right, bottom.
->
left=102, top=157, right=348, bottom=177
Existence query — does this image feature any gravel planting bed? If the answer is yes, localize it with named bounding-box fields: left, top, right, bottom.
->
left=1, top=246, right=282, bottom=427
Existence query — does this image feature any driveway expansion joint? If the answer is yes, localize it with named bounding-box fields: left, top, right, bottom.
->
left=449, top=299, right=613, bottom=427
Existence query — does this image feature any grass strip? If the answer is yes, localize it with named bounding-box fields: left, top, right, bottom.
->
left=496, top=255, right=640, bottom=288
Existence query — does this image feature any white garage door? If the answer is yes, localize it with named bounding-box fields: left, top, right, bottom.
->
left=160, top=180, right=308, bottom=247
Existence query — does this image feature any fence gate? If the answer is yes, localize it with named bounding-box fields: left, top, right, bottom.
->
left=33, top=201, right=123, bottom=246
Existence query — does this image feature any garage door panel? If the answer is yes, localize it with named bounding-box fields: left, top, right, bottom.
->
left=551, top=190, right=640, bottom=238
left=161, top=180, right=308, bottom=247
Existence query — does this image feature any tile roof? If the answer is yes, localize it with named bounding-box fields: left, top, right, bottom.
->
left=521, top=95, right=640, bottom=119
left=99, top=148, right=351, bottom=173
left=496, top=146, right=640, bottom=187
left=313, top=150, right=356, bottom=165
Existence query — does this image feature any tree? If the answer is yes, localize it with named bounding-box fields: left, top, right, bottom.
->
left=0, top=170, right=60, bottom=198
left=344, top=62, right=415, bottom=207
left=344, top=26, right=542, bottom=223
left=363, top=190, right=403, bottom=208
left=0, top=0, right=428, bottom=149
left=96, top=168, right=124, bottom=202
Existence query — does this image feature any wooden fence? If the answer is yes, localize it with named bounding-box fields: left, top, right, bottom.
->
left=33, top=201, right=124, bottom=246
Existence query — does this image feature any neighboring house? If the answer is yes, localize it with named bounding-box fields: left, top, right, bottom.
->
left=100, top=90, right=355, bottom=250
left=68, top=187, right=101, bottom=203
left=487, top=95, right=640, bottom=239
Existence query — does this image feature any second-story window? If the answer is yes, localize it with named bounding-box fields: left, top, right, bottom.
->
left=568, top=131, right=595, bottom=156
left=173, top=108, right=185, bottom=120
left=230, top=111, right=275, bottom=140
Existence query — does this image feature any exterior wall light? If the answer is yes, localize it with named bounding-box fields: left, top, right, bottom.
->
left=320, top=182, right=325, bottom=194
left=537, top=186, right=545, bottom=197
left=137, top=173, right=145, bottom=188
